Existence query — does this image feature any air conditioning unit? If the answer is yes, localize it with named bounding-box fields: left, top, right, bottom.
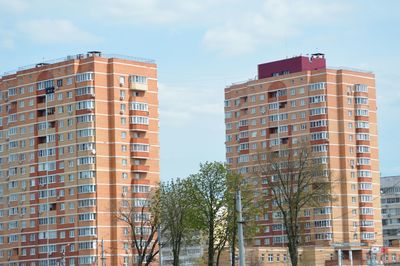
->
left=91, top=149, right=96, bottom=155
left=120, top=97, right=124, bottom=101
left=120, top=110, right=124, bottom=115
left=122, top=192, right=127, bottom=197
left=120, top=83, right=124, bottom=87
left=68, top=111, right=73, bottom=115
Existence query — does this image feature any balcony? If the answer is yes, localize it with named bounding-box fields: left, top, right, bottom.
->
left=129, top=75, right=148, bottom=91
left=131, top=165, right=150, bottom=172
left=131, top=143, right=150, bottom=159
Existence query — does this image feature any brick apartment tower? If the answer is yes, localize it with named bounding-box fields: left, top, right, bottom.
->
left=0, top=52, right=159, bottom=265
left=224, top=54, right=382, bottom=265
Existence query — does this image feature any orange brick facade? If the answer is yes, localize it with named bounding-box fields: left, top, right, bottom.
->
left=224, top=55, right=384, bottom=265
left=0, top=52, right=159, bottom=265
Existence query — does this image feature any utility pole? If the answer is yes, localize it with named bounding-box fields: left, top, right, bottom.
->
left=237, top=189, right=245, bottom=266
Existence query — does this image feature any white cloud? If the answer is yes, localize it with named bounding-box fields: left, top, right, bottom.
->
left=0, top=0, right=28, bottom=13
left=17, top=19, right=100, bottom=44
left=159, top=83, right=223, bottom=127
left=202, top=0, right=348, bottom=55
left=90, top=0, right=228, bottom=25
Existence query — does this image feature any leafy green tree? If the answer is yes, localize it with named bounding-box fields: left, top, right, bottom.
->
left=160, top=179, right=196, bottom=266
left=187, top=162, right=229, bottom=266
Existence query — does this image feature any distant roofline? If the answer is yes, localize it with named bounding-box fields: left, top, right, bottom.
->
left=1, top=52, right=156, bottom=78
left=382, top=175, right=400, bottom=178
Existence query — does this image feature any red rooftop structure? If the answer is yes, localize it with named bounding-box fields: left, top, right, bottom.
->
left=257, top=53, right=326, bottom=79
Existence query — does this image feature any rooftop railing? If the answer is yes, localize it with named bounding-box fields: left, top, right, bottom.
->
left=1, top=52, right=155, bottom=78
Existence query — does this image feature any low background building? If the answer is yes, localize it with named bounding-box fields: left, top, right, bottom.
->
left=381, top=175, right=400, bottom=247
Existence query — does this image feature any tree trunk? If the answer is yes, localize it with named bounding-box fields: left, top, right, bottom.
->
left=208, top=223, right=215, bottom=266
left=138, top=254, right=144, bottom=266
left=288, top=240, right=298, bottom=266
left=172, top=241, right=181, bottom=266
left=216, top=248, right=222, bottom=266
left=230, top=239, right=236, bottom=266
left=173, top=249, right=180, bottom=266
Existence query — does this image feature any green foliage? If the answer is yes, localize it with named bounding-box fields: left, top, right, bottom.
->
left=160, top=178, right=197, bottom=266
left=160, top=161, right=262, bottom=266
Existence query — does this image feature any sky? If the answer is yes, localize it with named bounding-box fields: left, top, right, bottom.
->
left=0, top=0, right=399, bottom=180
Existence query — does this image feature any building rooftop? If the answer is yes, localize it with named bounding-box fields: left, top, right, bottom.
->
left=1, top=51, right=155, bottom=78
left=381, top=175, right=400, bottom=188
left=257, top=53, right=326, bottom=79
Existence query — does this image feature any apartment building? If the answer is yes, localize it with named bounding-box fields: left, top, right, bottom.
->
left=0, top=52, right=159, bottom=265
left=224, top=54, right=383, bottom=265
left=381, top=175, right=400, bottom=247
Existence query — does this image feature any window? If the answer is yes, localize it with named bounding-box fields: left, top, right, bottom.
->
left=356, top=121, right=369, bottom=129
left=309, top=82, right=326, bottom=91
left=310, top=107, right=326, bottom=116
left=311, top=132, right=328, bottom=140
left=356, top=109, right=369, bottom=116
left=356, top=133, right=369, bottom=140
left=75, top=86, right=94, bottom=96
left=354, top=84, right=368, bottom=92
left=309, top=95, right=326, bottom=103
left=359, top=183, right=372, bottom=190
left=119, top=76, right=125, bottom=85
left=76, top=72, right=94, bottom=82
left=130, top=116, right=149, bottom=125
left=77, top=129, right=95, bottom=138
left=310, top=120, right=328, bottom=128
left=129, top=75, right=147, bottom=84
left=354, top=97, right=368, bottom=104
left=76, top=100, right=94, bottom=110
left=37, top=80, right=54, bottom=91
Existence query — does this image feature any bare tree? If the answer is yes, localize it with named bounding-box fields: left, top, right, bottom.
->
left=257, top=143, right=333, bottom=266
left=117, top=188, right=164, bottom=266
